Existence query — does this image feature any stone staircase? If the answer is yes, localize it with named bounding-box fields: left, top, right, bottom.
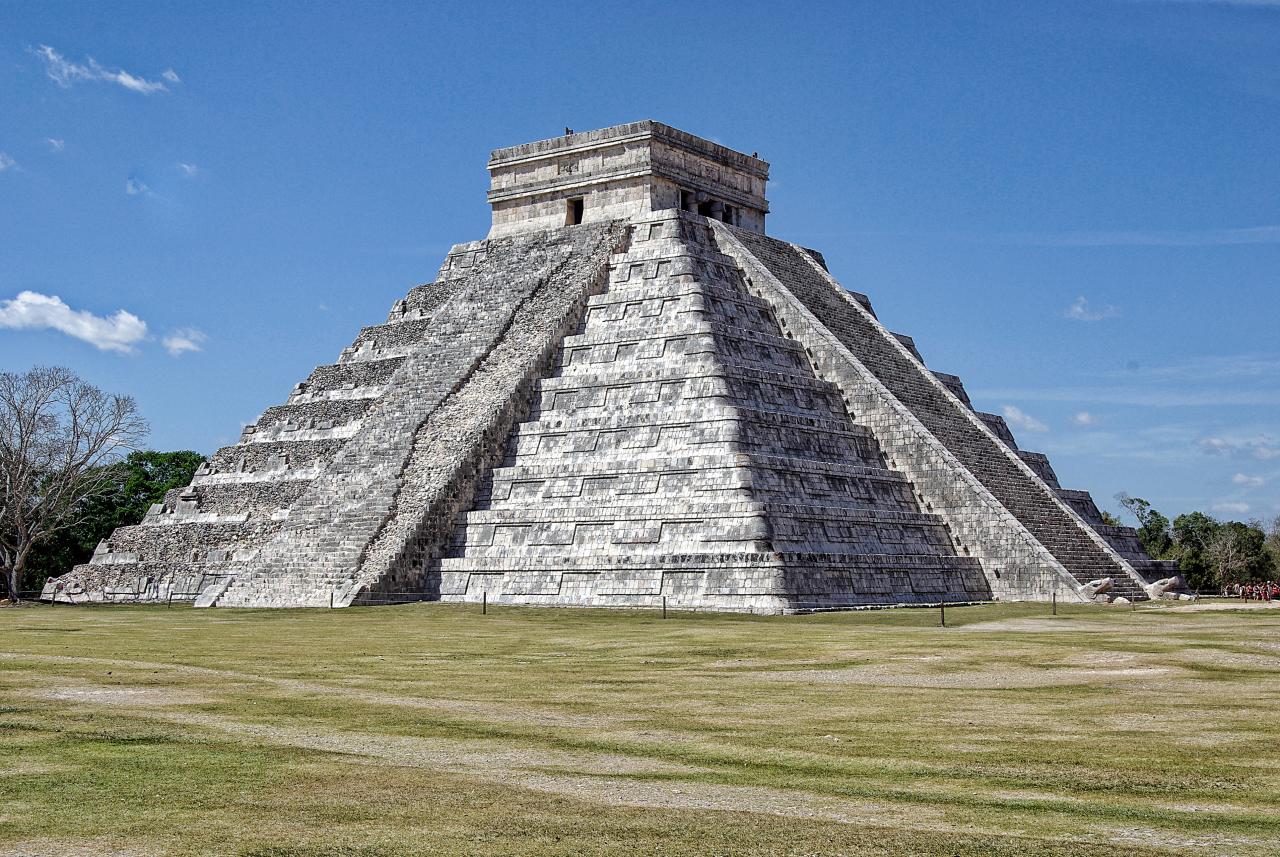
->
left=207, top=221, right=628, bottom=607
left=44, top=285, right=453, bottom=603
left=433, top=211, right=988, bottom=611
left=720, top=225, right=1150, bottom=602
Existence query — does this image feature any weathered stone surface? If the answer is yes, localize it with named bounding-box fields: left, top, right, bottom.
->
left=714, top=223, right=1154, bottom=604
left=210, top=221, right=628, bottom=607
left=430, top=210, right=989, bottom=611
left=44, top=121, right=1173, bottom=610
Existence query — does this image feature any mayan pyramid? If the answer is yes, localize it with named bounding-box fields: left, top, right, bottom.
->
left=44, top=121, right=1177, bottom=611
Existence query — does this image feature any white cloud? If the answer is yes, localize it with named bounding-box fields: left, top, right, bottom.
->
left=1002, top=404, right=1049, bottom=433
left=1232, top=473, right=1265, bottom=488
left=162, top=327, right=207, bottom=356
left=125, top=177, right=152, bottom=197
left=1064, top=296, right=1120, bottom=322
left=0, top=290, right=147, bottom=353
left=177, top=162, right=199, bottom=177
left=1199, top=437, right=1233, bottom=454
left=46, top=138, right=65, bottom=152
left=1199, top=435, right=1280, bottom=461
left=33, top=45, right=174, bottom=95
left=1072, top=411, right=1097, bottom=426
left=0, top=152, right=16, bottom=171
left=161, top=69, right=181, bottom=84
left=1213, top=501, right=1252, bottom=516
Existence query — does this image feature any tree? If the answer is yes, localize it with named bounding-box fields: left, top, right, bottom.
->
left=21, top=450, right=205, bottom=591
left=1171, top=511, right=1221, bottom=590
left=1099, top=510, right=1122, bottom=526
left=1117, top=494, right=1174, bottom=559
left=1169, top=512, right=1272, bottom=591
left=1203, top=524, right=1253, bottom=587
left=0, top=367, right=147, bottom=602
left=1266, top=516, right=1280, bottom=573
left=1234, top=520, right=1273, bottom=581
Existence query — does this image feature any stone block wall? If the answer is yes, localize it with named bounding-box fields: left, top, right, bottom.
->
left=433, top=210, right=989, bottom=612
left=710, top=220, right=1149, bottom=602
left=206, top=221, right=628, bottom=607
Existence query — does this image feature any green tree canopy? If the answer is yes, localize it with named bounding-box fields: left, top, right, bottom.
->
left=1266, top=516, right=1280, bottom=572
left=22, top=450, right=205, bottom=591
left=1168, top=511, right=1273, bottom=591
left=1117, top=494, right=1174, bottom=560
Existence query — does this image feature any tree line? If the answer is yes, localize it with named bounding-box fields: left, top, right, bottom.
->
left=1116, top=494, right=1280, bottom=592
left=1, top=366, right=202, bottom=601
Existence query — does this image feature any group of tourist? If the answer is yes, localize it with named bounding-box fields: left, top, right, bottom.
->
left=1225, top=581, right=1280, bottom=600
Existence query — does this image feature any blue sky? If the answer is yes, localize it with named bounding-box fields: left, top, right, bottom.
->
left=2, top=1, right=1277, bottom=525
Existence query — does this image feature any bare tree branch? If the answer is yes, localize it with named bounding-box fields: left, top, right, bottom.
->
left=0, top=366, right=147, bottom=601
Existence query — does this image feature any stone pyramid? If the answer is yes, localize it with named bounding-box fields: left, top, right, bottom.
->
left=45, top=121, right=1175, bottom=611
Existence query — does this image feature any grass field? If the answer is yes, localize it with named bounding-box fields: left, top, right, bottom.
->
left=1, top=600, right=1278, bottom=856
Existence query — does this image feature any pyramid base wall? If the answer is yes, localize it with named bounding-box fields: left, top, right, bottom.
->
left=41, top=563, right=233, bottom=604
left=424, top=552, right=992, bottom=614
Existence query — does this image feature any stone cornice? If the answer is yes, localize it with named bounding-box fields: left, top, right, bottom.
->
left=488, top=120, right=769, bottom=179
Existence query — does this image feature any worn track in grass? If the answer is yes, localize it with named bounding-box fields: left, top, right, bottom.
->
left=1, top=600, right=1278, bottom=856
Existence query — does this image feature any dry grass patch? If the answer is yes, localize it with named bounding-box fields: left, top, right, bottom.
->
left=1, top=600, right=1278, bottom=855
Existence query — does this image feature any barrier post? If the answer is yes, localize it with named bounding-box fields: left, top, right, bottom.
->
left=1052, top=591, right=1057, bottom=616
left=939, top=602, right=945, bottom=627
left=662, top=596, right=667, bottom=619
left=482, top=591, right=487, bottom=615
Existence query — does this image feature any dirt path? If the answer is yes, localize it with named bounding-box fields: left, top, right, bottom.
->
left=21, top=680, right=935, bottom=830
left=0, top=651, right=627, bottom=730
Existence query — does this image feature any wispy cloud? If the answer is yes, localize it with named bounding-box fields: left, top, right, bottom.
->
left=1137, top=0, right=1280, bottom=7
left=1199, top=435, right=1280, bottom=460
left=1038, top=422, right=1208, bottom=466
left=1119, top=354, right=1280, bottom=382
left=1002, top=225, right=1280, bottom=247
left=1002, top=404, right=1048, bottom=433
left=0, top=290, right=147, bottom=353
left=1213, top=501, right=1252, bottom=516
left=1072, top=411, right=1098, bottom=426
left=33, top=44, right=176, bottom=95
left=125, top=177, right=152, bottom=197
left=46, top=138, right=65, bottom=152
left=1233, top=473, right=1265, bottom=488
left=976, top=386, right=1280, bottom=408
left=1064, top=296, right=1120, bottom=321
left=162, top=327, right=207, bottom=356
left=177, top=162, right=198, bottom=177
left=0, top=152, right=16, bottom=171
left=973, top=353, right=1280, bottom=408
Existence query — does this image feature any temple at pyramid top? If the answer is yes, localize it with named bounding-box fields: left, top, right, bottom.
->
left=487, top=120, right=770, bottom=237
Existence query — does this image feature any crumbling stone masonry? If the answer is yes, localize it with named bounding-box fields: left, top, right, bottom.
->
left=44, top=121, right=1173, bottom=610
